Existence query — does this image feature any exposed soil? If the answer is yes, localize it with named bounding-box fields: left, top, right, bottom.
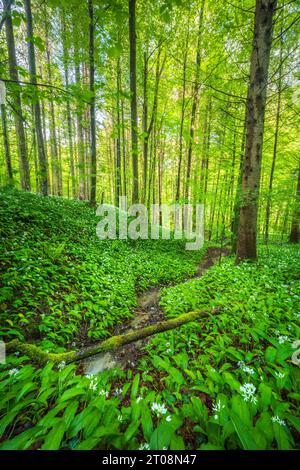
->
left=83, top=246, right=230, bottom=374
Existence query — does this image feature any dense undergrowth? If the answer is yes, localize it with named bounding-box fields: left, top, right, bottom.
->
left=0, top=188, right=201, bottom=348
left=0, top=189, right=299, bottom=450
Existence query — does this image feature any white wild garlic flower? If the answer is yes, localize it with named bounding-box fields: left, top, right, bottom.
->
left=271, top=416, right=286, bottom=426
left=238, top=361, right=255, bottom=375
left=139, top=443, right=150, bottom=450
left=240, top=383, right=257, bottom=404
left=151, top=402, right=168, bottom=416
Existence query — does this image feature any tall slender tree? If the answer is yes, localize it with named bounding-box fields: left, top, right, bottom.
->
left=264, top=34, right=283, bottom=243
left=88, top=0, right=97, bottom=206
left=236, top=0, right=277, bottom=263
left=184, top=0, right=205, bottom=202
left=45, top=16, right=62, bottom=196
left=115, top=57, right=122, bottom=206
left=3, top=0, right=30, bottom=190
left=289, top=161, right=300, bottom=243
left=61, top=11, right=76, bottom=198
left=0, top=103, right=13, bottom=183
left=175, top=22, right=190, bottom=202
left=24, top=0, right=48, bottom=195
left=129, top=0, right=139, bottom=203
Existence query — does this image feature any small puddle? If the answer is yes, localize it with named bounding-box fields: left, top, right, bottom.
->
left=84, top=351, right=117, bottom=374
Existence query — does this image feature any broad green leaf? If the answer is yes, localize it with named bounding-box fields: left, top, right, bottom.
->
left=41, top=420, right=66, bottom=450
left=230, top=412, right=257, bottom=450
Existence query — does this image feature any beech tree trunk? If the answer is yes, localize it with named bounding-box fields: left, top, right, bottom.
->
left=142, top=47, right=164, bottom=205
left=121, top=89, right=127, bottom=197
left=24, top=0, right=48, bottom=195
left=45, top=22, right=62, bottom=196
left=231, top=115, right=246, bottom=253
left=142, top=49, right=148, bottom=204
left=289, top=162, right=300, bottom=243
left=1, top=103, right=13, bottom=183
left=236, top=0, right=277, bottom=263
left=184, top=0, right=205, bottom=202
left=176, top=24, right=189, bottom=202
left=88, top=0, right=97, bottom=206
left=264, top=34, right=283, bottom=243
left=61, top=11, right=76, bottom=198
left=74, top=59, right=86, bottom=200
left=3, top=0, right=30, bottom=190
left=199, top=95, right=211, bottom=203
left=129, top=0, right=139, bottom=203
left=115, top=58, right=122, bottom=206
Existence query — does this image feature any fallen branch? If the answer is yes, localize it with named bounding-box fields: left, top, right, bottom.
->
left=6, top=309, right=214, bottom=366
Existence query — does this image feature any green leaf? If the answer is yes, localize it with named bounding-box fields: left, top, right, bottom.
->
left=150, top=422, right=172, bottom=450
left=75, top=437, right=98, bottom=450
left=255, top=412, right=273, bottom=444
left=63, top=400, right=79, bottom=428
left=190, top=396, right=207, bottom=422
left=286, top=414, right=300, bottom=433
left=230, top=395, right=251, bottom=426
left=16, top=381, right=36, bottom=402
left=170, top=434, right=185, bottom=450
left=141, top=406, right=153, bottom=441
left=273, top=423, right=291, bottom=450
left=200, top=443, right=224, bottom=450
left=0, top=426, right=44, bottom=450
left=259, top=383, right=272, bottom=409
left=230, top=412, right=257, bottom=450
left=130, top=373, right=140, bottom=400
left=41, top=420, right=66, bottom=450
left=0, top=400, right=33, bottom=435
left=265, top=346, right=277, bottom=363
left=124, top=420, right=140, bottom=443
left=58, top=387, right=86, bottom=402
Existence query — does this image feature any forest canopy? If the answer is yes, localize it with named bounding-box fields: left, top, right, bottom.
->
left=0, top=0, right=299, bottom=249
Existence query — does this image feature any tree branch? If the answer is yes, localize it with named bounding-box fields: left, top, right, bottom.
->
left=6, top=309, right=216, bottom=366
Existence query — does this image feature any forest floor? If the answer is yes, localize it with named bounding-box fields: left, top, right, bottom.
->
left=0, top=188, right=299, bottom=450
left=93, top=246, right=231, bottom=375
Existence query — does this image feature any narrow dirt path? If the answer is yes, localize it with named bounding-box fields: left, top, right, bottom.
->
left=83, top=246, right=230, bottom=374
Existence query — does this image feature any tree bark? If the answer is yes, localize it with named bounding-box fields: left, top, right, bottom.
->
left=129, top=0, right=139, bottom=203
left=74, top=60, right=86, bottom=200
left=289, top=162, right=300, bottom=243
left=142, top=47, right=164, bottom=205
left=176, top=24, right=190, bottom=202
left=184, top=0, right=205, bottom=202
left=142, top=49, right=148, bottom=204
left=31, top=105, right=39, bottom=193
left=45, top=19, right=62, bottom=196
left=1, top=103, right=13, bottom=183
left=61, top=10, right=76, bottom=198
left=197, top=95, right=212, bottom=206
left=3, top=0, right=30, bottom=190
left=121, top=87, right=127, bottom=197
left=231, top=111, right=246, bottom=253
left=24, top=0, right=48, bottom=195
left=264, top=34, right=283, bottom=243
left=115, top=58, right=122, bottom=206
left=236, top=0, right=277, bottom=263
left=88, top=0, right=97, bottom=206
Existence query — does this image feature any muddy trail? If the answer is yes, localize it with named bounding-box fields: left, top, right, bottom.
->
left=83, top=246, right=230, bottom=374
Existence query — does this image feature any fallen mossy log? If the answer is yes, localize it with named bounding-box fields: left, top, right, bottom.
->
left=6, top=309, right=215, bottom=366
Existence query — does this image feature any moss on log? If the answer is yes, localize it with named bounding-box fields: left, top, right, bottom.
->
left=6, top=309, right=214, bottom=366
